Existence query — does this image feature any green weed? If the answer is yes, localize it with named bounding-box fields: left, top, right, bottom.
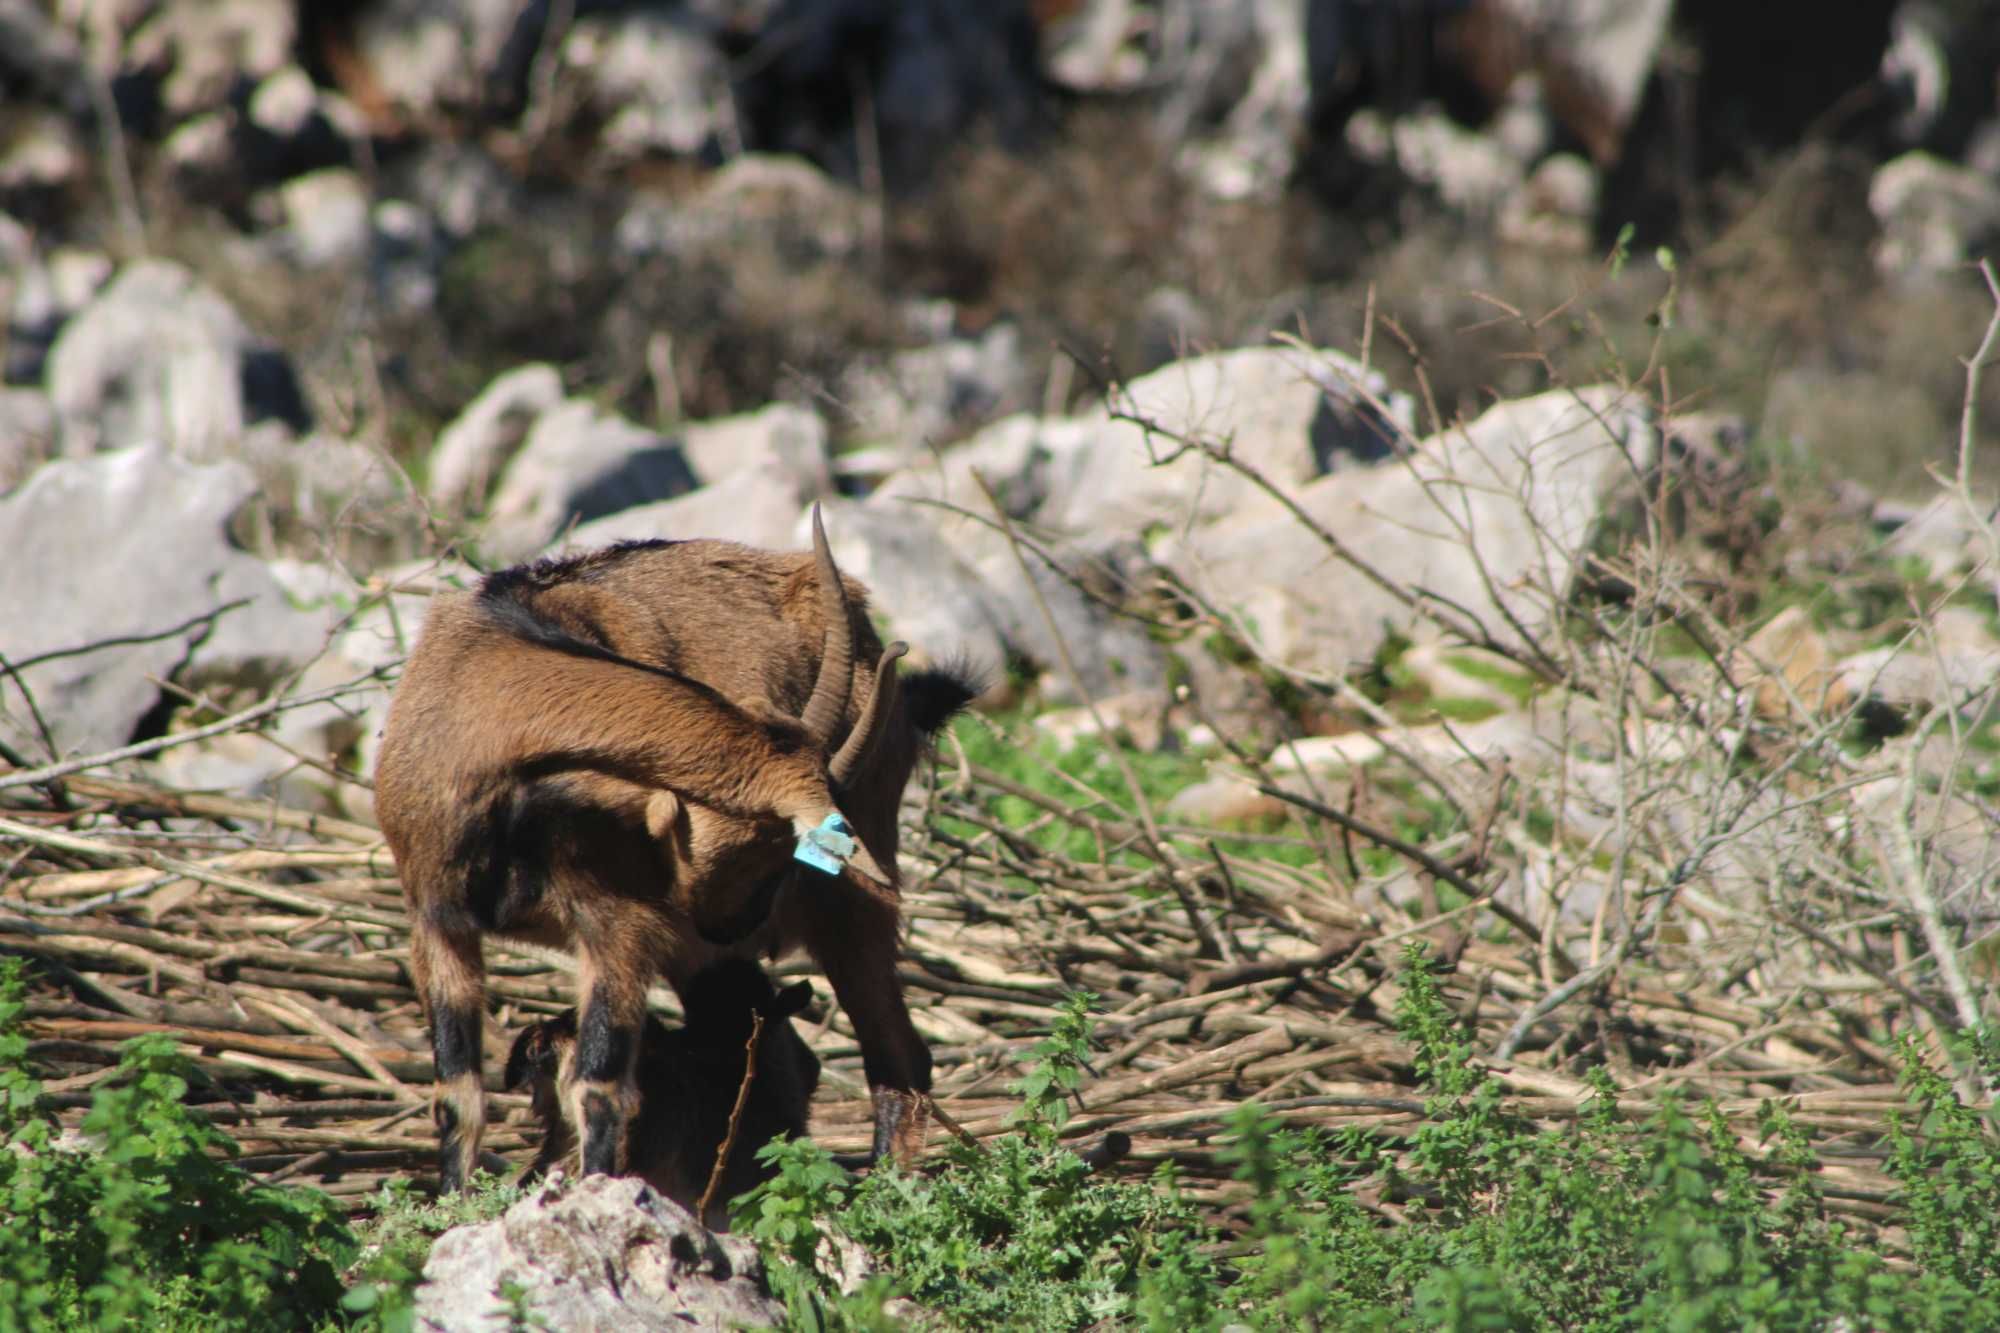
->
left=741, top=992, right=1213, bottom=1331
left=741, top=946, right=2000, bottom=1331
left=0, top=957, right=354, bottom=1332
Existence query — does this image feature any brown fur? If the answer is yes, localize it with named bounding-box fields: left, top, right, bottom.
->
left=375, top=518, right=979, bottom=1191
left=504, top=958, right=822, bottom=1230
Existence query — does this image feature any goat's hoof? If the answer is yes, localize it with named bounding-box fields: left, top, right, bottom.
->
left=868, top=1087, right=931, bottom=1165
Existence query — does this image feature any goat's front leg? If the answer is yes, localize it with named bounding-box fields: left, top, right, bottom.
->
left=570, top=912, right=654, bottom=1177
left=788, top=876, right=932, bottom=1163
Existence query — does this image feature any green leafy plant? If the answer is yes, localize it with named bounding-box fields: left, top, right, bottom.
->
left=1007, top=991, right=1095, bottom=1140
left=0, top=957, right=354, bottom=1332
left=741, top=948, right=2000, bottom=1331
left=740, top=1133, right=865, bottom=1329
left=742, top=992, right=1210, bottom=1331
left=1886, top=1038, right=2000, bottom=1295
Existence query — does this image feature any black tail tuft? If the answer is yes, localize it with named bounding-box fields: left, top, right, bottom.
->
left=903, top=659, right=986, bottom=737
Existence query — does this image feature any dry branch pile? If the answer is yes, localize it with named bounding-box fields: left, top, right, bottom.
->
left=0, top=681, right=1978, bottom=1237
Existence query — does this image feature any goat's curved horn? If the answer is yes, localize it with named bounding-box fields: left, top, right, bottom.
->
left=832, top=642, right=906, bottom=787
left=799, top=504, right=855, bottom=747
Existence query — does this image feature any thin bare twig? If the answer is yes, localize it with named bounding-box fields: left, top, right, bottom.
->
left=0, top=669, right=390, bottom=794
left=696, top=1010, right=764, bottom=1225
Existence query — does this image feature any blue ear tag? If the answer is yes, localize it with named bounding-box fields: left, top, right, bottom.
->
left=794, top=812, right=859, bottom=875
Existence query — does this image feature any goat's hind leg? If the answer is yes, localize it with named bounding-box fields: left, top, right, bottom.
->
left=411, top=920, right=488, bottom=1193
left=569, top=907, right=656, bottom=1177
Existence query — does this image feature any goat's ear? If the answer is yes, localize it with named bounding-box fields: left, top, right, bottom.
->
left=502, top=1025, right=546, bottom=1091
left=771, top=979, right=815, bottom=1020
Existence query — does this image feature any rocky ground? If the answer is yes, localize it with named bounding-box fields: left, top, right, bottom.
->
left=2, top=0, right=1997, bottom=800
left=5, top=1, right=2000, bottom=1326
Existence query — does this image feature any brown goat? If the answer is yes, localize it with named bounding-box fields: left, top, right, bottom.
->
left=374, top=509, right=978, bottom=1191
left=504, top=957, right=822, bottom=1229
